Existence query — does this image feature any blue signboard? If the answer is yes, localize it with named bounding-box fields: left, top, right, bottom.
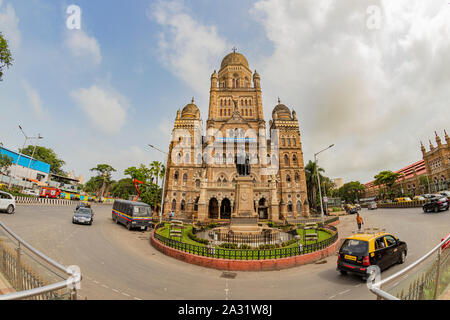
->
left=0, top=147, right=51, bottom=174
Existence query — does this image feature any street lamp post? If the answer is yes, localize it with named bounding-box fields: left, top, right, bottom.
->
left=148, top=144, right=169, bottom=222
left=8, top=125, right=41, bottom=189
left=24, top=134, right=43, bottom=190
left=314, top=144, right=334, bottom=225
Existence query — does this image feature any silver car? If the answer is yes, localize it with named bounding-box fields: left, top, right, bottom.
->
left=368, top=201, right=377, bottom=210
left=0, top=191, right=16, bottom=214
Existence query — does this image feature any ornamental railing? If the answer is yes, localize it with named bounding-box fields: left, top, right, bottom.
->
left=369, top=234, right=450, bottom=300
left=0, top=221, right=81, bottom=300
left=153, top=223, right=338, bottom=260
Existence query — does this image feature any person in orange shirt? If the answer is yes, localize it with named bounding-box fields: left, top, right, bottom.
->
left=356, top=213, right=364, bottom=231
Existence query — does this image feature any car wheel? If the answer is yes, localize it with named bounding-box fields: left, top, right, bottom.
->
left=6, top=205, right=14, bottom=214
left=339, top=270, right=347, bottom=275
left=127, top=222, right=132, bottom=230
left=434, top=207, right=439, bottom=213
left=399, top=251, right=406, bottom=264
left=423, top=208, right=427, bottom=213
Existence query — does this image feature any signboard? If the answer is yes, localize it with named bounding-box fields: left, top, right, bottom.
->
left=323, top=197, right=328, bottom=203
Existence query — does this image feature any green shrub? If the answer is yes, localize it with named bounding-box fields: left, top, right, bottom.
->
left=332, top=207, right=341, bottom=212
left=219, top=243, right=238, bottom=249
left=187, top=231, right=209, bottom=245
left=258, top=243, right=281, bottom=250
left=238, top=244, right=252, bottom=249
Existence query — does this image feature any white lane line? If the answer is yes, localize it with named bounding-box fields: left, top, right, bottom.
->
left=354, top=284, right=361, bottom=288
left=121, top=292, right=131, bottom=297
left=112, top=289, right=120, bottom=293
left=102, top=284, right=109, bottom=289
left=93, top=280, right=99, bottom=284
left=328, top=295, right=337, bottom=299
left=339, top=289, right=351, bottom=295
left=133, top=297, right=142, bottom=300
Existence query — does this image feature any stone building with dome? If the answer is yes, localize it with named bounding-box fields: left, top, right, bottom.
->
left=162, top=50, right=310, bottom=221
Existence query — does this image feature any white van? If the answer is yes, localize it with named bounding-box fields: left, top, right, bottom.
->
left=0, top=191, right=16, bottom=214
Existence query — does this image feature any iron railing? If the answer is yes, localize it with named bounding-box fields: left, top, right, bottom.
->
left=154, top=223, right=338, bottom=260
left=0, top=221, right=81, bottom=300
left=369, top=234, right=450, bottom=300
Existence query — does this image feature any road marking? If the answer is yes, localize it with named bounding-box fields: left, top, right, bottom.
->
left=102, top=284, right=109, bottom=289
left=133, top=297, right=142, bottom=300
left=328, top=295, right=337, bottom=299
left=339, top=289, right=351, bottom=295
left=354, top=284, right=361, bottom=288
left=93, top=280, right=99, bottom=284
left=121, top=292, right=131, bottom=297
left=112, top=289, right=120, bottom=293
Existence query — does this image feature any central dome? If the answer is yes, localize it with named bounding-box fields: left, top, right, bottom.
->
left=272, top=103, right=292, bottom=119
left=220, top=52, right=249, bottom=70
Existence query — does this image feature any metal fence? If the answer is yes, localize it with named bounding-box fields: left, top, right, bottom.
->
left=154, top=224, right=338, bottom=260
left=0, top=221, right=81, bottom=300
left=369, top=234, right=450, bottom=300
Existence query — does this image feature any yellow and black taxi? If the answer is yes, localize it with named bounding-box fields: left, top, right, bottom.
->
left=337, top=231, right=407, bottom=280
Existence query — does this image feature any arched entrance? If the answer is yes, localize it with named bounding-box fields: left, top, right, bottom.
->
left=208, top=198, right=219, bottom=219
left=220, top=198, right=231, bottom=219
left=258, top=198, right=268, bottom=219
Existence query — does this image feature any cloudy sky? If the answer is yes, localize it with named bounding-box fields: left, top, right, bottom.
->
left=0, top=0, right=449, bottom=184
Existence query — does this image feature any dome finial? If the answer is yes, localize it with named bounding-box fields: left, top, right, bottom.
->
left=278, top=97, right=281, bottom=104
left=232, top=46, right=237, bottom=53
left=192, top=97, right=195, bottom=104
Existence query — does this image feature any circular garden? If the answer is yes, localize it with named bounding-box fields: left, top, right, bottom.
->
left=152, top=218, right=339, bottom=261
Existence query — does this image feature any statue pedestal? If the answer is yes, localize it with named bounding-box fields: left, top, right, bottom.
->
left=231, top=176, right=259, bottom=232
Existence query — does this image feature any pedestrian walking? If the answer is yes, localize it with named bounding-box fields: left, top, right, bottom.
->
left=356, top=213, right=364, bottom=231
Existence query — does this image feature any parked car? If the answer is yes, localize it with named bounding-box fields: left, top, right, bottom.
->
left=439, top=191, right=450, bottom=198
left=422, top=196, right=449, bottom=213
left=0, top=191, right=16, bottom=214
left=413, top=195, right=426, bottom=201
left=337, top=231, right=407, bottom=280
left=23, top=189, right=40, bottom=197
left=368, top=201, right=377, bottom=210
left=355, top=204, right=361, bottom=211
left=72, top=207, right=94, bottom=225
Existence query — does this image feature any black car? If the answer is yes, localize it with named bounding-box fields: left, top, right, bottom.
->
left=72, top=207, right=94, bottom=225
left=75, top=202, right=90, bottom=211
left=423, top=196, right=449, bottom=213
left=337, top=232, right=407, bottom=281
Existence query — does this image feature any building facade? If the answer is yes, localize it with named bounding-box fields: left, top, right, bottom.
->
left=162, top=51, right=310, bottom=221
left=421, top=131, right=450, bottom=191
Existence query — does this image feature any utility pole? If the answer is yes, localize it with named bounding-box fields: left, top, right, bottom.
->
left=314, top=144, right=334, bottom=225
left=148, top=144, right=169, bottom=222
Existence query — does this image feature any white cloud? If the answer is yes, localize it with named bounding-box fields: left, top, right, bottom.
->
left=65, top=30, right=102, bottom=65
left=149, top=0, right=228, bottom=106
left=70, top=85, right=129, bottom=135
left=0, top=0, right=21, bottom=52
left=22, top=80, right=47, bottom=119
left=252, top=0, right=450, bottom=183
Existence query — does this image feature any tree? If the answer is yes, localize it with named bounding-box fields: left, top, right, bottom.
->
left=305, top=160, right=325, bottom=211
left=374, top=171, right=400, bottom=200
left=0, top=32, right=13, bottom=81
left=110, top=178, right=135, bottom=199
left=0, top=154, right=13, bottom=175
left=336, top=181, right=366, bottom=203
left=20, top=146, right=66, bottom=176
left=149, top=161, right=165, bottom=186
left=90, top=164, right=116, bottom=198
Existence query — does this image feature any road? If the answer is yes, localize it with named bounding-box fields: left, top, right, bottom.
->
left=0, top=204, right=448, bottom=300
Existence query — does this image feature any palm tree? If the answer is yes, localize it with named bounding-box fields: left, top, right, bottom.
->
left=149, top=161, right=165, bottom=186
left=305, top=160, right=325, bottom=211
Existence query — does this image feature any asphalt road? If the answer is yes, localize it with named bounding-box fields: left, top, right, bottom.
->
left=0, top=204, right=448, bottom=300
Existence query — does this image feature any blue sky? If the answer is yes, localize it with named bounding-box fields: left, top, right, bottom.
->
left=1, top=0, right=449, bottom=184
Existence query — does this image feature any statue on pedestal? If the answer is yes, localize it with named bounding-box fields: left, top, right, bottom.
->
left=235, top=153, right=251, bottom=176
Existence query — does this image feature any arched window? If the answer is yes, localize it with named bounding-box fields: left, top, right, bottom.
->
left=215, top=153, right=221, bottom=164
left=249, top=109, right=252, bottom=116
left=293, top=154, right=298, bottom=166
left=292, top=138, right=296, bottom=146
left=296, top=201, right=301, bottom=212
left=284, top=154, right=289, bottom=166
left=241, top=99, right=243, bottom=106
left=282, top=138, right=285, bottom=146
left=287, top=138, right=291, bottom=146
left=196, top=154, right=202, bottom=165
left=174, top=171, right=179, bottom=180
left=220, top=99, right=223, bottom=107
left=171, top=199, right=176, bottom=211
left=295, top=172, right=300, bottom=183
left=220, top=109, right=222, bottom=116
left=180, top=200, right=186, bottom=212
left=287, top=201, right=293, bottom=212
left=245, top=109, right=248, bottom=116
left=183, top=173, right=188, bottom=183
left=195, top=179, right=200, bottom=188
left=185, top=153, right=190, bottom=164
left=286, top=174, right=291, bottom=183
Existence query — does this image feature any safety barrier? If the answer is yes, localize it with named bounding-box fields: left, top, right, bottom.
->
left=14, top=197, right=77, bottom=206
left=369, top=234, right=450, bottom=300
left=0, top=221, right=81, bottom=300
left=377, top=200, right=426, bottom=209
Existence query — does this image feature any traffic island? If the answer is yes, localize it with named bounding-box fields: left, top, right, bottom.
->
left=150, top=221, right=340, bottom=271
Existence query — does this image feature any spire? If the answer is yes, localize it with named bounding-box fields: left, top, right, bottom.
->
left=278, top=97, right=281, bottom=104
left=420, top=141, right=426, bottom=156
left=429, top=139, right=435, bottom=151
left=445, top=129, right=450, bottom=145
left=191, top=97, right=195, bottom=104
left=435, top=131, right=442, bottom=146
